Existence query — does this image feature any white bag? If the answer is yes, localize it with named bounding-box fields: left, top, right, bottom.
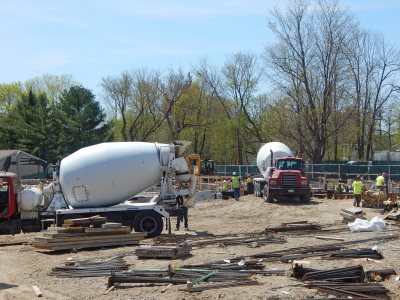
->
left=348, top=216, right=387, bottom=232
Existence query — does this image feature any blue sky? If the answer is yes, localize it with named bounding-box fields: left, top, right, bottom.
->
left=1, top=0, right=400, bottom=96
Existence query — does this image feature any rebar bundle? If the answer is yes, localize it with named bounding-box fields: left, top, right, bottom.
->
left=50, top=257, right=129, bottom=277
left=306, top=282, right=389, bottom=299
left=329, top=248, right=383, bottom=260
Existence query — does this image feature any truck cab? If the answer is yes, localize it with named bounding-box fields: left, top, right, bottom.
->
left=266, top=157, right=310, bottom=202
left=0, top=173, right=22, bottom=234
left=254, top=157, right=311, bottom=203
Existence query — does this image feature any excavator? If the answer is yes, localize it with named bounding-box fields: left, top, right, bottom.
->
left=186, top=154, right=215, bottom=176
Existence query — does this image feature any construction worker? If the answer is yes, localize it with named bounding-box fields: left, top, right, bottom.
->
left=222, top=180, right=228, bottom=191
left=352, top=175, right=364, bottom=207
left=231, top=172, right=241, bottom=201
left=175, top=195, right=189, bottom=231
left=375, top=173, right=386, bottom=191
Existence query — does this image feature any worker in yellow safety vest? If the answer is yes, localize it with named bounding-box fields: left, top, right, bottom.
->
left=352, top=175, right=364, bottom=207
left=231, top=172, right=241, bottom=201
left=222, top=180, right=228, bottom=191
left=375, top=173, right=386, bottom=191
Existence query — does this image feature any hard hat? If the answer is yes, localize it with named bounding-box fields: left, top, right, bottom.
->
left=233, top=172, right=237, bottom=176
left=383, top=172, right=387, bottom=176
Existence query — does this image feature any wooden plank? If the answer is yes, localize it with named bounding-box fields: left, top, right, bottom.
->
left=136, top=243, right=191, bottom=259
left=32, top=285, right=42, bottom=297
left=43, top=227, right=134, bottom=238
left=84, top=226, right=131, bottom=233
left=33, top=240, right=139, bottom=251
left=46, top=227, right=84, bottom=233
left=341, top=207, right=364, bottom=215
left=103, top=285, right=115, bottom=295
left=101, top=222, right=122, bottom=228
left=63, top=216, right=107, bottom=223
left=34, top=233, right=144, bottom=244
left=340, top=212, right=365, bottom=218
left=315, top=235, right=345, bottom=241
left=161, top=284, right=173, bottom=293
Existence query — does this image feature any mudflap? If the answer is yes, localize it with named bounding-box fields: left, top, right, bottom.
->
left=0, top=219, right=21, bottom=235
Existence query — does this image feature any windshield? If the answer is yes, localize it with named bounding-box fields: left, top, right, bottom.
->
left=277, top=160, right=303, bottom=170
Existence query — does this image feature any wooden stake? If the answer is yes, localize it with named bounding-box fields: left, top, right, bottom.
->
left=161, top=283, right=173, bottom=293
left=32, top=285, right=42, bottom=297
left=315, top=235, right=345, bottom=241
left=103, top=285, right=115, bottom=295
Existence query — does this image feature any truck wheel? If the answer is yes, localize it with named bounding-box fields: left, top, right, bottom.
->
left=263, top=186, right=274, bottom=203
left=133, top=210, right=163, bottom=238
left=300, top=194, right=311, bottom=203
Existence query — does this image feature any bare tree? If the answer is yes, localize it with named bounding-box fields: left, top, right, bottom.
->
left=346, top=32, right=400, bottom=160
left=265, top=0, right=355, bottom=162
left=194, top=53, right=264, bottom=164
left=135, top=69, right=191, bottom=141
left=101, top=72, right=133, bottom=141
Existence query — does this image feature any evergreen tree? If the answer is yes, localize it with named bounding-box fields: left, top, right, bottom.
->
left=2, top=90, right=62, bottom=162
left=58, top=86, right=112, bottom=155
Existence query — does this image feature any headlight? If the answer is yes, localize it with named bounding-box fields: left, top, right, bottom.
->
left=301, top=179, right=308, bottom=186
left=269, top=179, right=277, bottom=186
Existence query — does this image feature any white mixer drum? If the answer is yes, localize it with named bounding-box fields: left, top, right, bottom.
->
left=256, top=142, right=293, bottom=177
left=60, top=142, right=168, bottom=208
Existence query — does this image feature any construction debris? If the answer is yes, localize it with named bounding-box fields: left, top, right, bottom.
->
left=32, top=285, right=42, bottom=297
left=362, top=190, right=387, bottom=208
left=265, top=221, right=322, bottom=233
left=135, top=242, right=192, bottom=259
left=385, top=211, right=400, bottom=221
left=340, top=207, right=366, bottom=223
left=32, top=217, right=145, bottom=251
left=366, top=268, right=397, bottom=282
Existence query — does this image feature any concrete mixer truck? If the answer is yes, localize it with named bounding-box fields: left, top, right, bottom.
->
left=0, top=141, right=199, bottom=237
left=253, top=142, right=311, bottom=203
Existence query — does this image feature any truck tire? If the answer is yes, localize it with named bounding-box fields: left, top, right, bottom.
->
left=263, top=186, right=274, bottom=203
left=133, top=210, right=163, bottom=238
left=300, top=193, right=311, bottom=203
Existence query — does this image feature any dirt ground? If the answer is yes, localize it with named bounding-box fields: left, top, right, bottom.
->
left=0, top=195, right=399, bottom=300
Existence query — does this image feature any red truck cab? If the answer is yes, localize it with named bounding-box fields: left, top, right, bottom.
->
left=264, top=157, right=311, bottom=203
left=0, top=173, right=18, bottom=219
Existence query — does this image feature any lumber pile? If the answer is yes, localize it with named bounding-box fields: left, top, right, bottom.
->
left=32, top=216, right=145, bottom=251
left=265, top=221, right=321, bottom=233
left=362, top=190, right=386, bottom=208
left=135, top=242, right=192, bottom=259
left=340, top=207, right=365, bottom=223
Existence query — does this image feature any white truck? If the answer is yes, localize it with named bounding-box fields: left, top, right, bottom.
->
left=253, top=142, right=311, bottom=203
left=0, top=141, right=198, bottom=237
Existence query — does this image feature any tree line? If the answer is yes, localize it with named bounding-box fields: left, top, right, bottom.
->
left=1, top=0, right=399, bottom=165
